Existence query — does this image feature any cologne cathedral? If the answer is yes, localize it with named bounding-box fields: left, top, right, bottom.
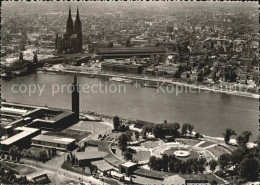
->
left=55, top=7, right=82, bottom=53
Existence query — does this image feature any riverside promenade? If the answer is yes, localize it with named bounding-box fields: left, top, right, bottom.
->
left=40, top=67, right=259, bottom=99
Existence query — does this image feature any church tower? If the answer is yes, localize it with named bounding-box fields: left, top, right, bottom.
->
left=72, top=74, right=79, bottom=120
left=74, top=7, right=82, bottom=51
left=66, top=7, right=74, bottom=36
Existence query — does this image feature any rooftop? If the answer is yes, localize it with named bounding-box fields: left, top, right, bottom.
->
left=1, top=127, right=40, bottom=145
left=120, top=161, right=137, bottom=168
left=91, top=160, right=115, bottom=172
left=96, top=47, right=166, bottom=55
left=1, top=107, right=28, bottom=115
left=75, top=151, right=108, bottom=161
left=32, top=135, right=75, bottom=145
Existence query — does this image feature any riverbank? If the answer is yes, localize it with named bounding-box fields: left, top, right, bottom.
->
left=4, top=101, right=256, bottom=149
left=39, top=68, right=259, bottom=99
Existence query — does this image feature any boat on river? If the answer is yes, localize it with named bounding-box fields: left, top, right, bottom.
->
left=109, top=77, right=133, bottom=84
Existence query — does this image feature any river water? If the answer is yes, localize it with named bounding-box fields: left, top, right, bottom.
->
left=2, top=73, right=258, bottom=140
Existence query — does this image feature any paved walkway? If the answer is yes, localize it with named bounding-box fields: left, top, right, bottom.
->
left=194, top=141, right=205, bottom=147
left=203, top=144, right=218, bottom=149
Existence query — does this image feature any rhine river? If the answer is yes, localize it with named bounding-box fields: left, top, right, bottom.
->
left=2, top=73, right=258, bottom=140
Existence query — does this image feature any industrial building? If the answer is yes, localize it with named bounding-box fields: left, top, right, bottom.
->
left=74, top=151, right=108, bottom=166
left=26, top=109, right=77, bottom=131
left=96, top=47, right=166, bottom=59
left=101, top=62, right=143, bottom=74
left=31, top=135, right=76, bottom=151
left=1, top=75, right=80, bottom=151
left=119, top=161, right=138, bottom=177
left=1, top=127, right=41, bottom=151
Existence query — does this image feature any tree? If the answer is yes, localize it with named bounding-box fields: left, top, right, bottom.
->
left=26, top=150, right=32, bottom=158
left=118, top=134, right=128, bottom=151
left=241, top=131, right=252, bottom=143
left=126, top=130, right=133, bottom=142
left=168, top=161, right=175, bottom=172
left=174, top=160, right=182, bottom=173
left=108, top=42, right=113, bottom=48
left=218, top=153, right=231, bottom=170
left=209, top=159, right=218, bottom=171
left=123, top=151, right=133, bottom=161
left=126, top=38, right=131, bottom=47
left=119, top=124, right=126, bottom=132
left=9, top=174, right=17, bottom=182
left=81, top=146, right=85, bottom=152
left=198, top=164, right=205, bottom=173
left=71, top=156, right=76, bottom=165
left=181, top=123, right=188, bottom=136
left=169, top=122, right=180, bottom=137
left=187, top=124, right=194, bottom=135
left=155, top=158, right=163, bottom=171
left=134, top=131, right=140, bottom=141
left=113, top=116, right=120, bottom=131
left=180, top=161, right=187, bottom=173
left=236, top=135, right=248, bottom=148
left=237, top=131, right=252, bottom=148
left=223, top=128, right=236, bottom=144
left=168, top=155, right=177, bottom=163
left=142, top=125, right=153, bottom=137
left=37, top=150, right=48, bottom=162
left=152, top=125, right=161, bottom=138
left=148, top=156, right=157, bottom=170
left=231, top=148, right=245, bottom=166
left=9, top=145, right=18, bottom=157
left=1, top=154, right=5, bottom=159
left=67, top=154, right=71, bottom=162
left=239, top=158, right=259, bottom=182
left=162, top=154, right=169, bottom=172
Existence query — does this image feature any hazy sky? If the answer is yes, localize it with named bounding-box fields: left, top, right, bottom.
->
left=2, top=1, right=258, bottom=16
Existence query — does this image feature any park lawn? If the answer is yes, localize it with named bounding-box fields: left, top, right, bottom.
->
left=140, top=141, right=160, bottom=148
left=1, top=161, right=37, bottom=175
left=199, top=141, right=215, bottom=148
left=163, top=149, right=200, bottom=161
left=134, top=151, right=150, bottom=162
left=176, top=139, right=201, bottom=146
left=207, top=146, right=228, bottom=158
left=69, top=121, right=112, bottom=134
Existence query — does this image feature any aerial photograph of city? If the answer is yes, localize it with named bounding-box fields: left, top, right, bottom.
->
left=0, top=1, right=259, bottom=185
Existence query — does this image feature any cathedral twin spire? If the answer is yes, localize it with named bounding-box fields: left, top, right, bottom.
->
left=66, top=6, right=82, bottom=36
